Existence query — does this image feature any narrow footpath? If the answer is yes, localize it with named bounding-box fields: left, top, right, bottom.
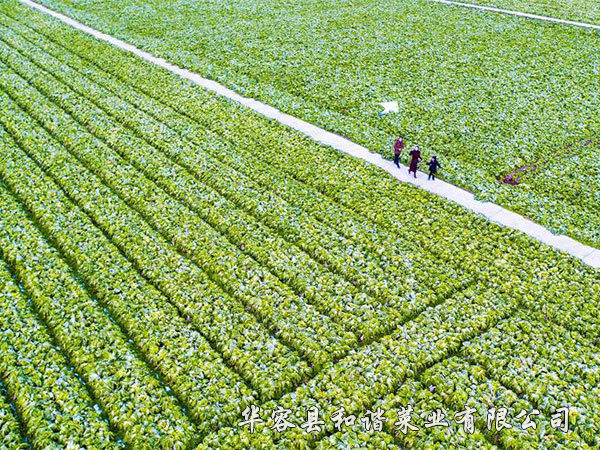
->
left=427, top=0, right=600, bottom=30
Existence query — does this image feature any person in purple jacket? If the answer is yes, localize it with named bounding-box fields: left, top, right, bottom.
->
left=408, top=145, right=422, bottom=178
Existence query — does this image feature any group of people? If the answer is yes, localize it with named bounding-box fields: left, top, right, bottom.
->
left=393, top=136, right=441, bottom=180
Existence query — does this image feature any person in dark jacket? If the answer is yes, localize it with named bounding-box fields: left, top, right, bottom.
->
left=393, top=136, right=405, bottom=168
left=408, top=145, right=422, bottom=178
left=428, top=156, right=441, bottom=180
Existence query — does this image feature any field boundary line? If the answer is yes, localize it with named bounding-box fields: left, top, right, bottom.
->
left=427, top=0, right=600, bottom=30
left=16, top=0, right=600, bottom=269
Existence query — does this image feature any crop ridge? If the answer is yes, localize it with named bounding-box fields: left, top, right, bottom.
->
left=0, top=12, right=567, bottom=291
left=0, top=252, right=126, bottom=447
left=0, top=57, right=355, bottom=400
left=0, top=92, right=265, bottom=402
left=0, top=46, right=343, bottom=358
left=0, top=169, right=195, bottom=446
left=0, top=66, right=485, bottom=413
left=0, top=69, right=489, bottom=427
left=0, top=74, right=272, bottom=403
left=1, top=61, right=491, bottom=419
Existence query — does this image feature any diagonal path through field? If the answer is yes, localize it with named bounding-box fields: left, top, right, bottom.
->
left=14, top=0, right=600, bottom=269
left=426, top=0, right=600, bottom=30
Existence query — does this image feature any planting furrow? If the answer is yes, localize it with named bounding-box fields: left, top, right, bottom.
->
left=199, top=280, right=521, bottom=448
left=0, top=182, right=196, bottom=448
left=0, top=86, right=310, bottom=402
left=0, top=50, right=357, bottom=365
left=0, top=258, right=121, bottom=449
left=0, top=116, right=256, bottom=436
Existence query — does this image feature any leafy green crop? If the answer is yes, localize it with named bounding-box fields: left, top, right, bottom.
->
left=0, top=178, right=196, bottom=448
left=0, top=260, right=119, bottom=448
left=0, top=1, right=599, bottom=448
left=0, top=382, right=27, bottom=449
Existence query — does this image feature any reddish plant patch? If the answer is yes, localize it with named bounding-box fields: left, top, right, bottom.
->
left=500, top=139, right=595, bottom=185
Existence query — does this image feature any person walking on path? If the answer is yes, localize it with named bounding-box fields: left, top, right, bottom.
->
left=428, top=156, right=441, bottom=180
left=408, top=145, right=422, bottom=178
left=393, top=136, right=405, bottom=168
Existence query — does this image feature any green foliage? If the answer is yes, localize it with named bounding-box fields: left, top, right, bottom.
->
left=0, top=260, right=119, bottom=448
left=0, top=1, right=599, bottom=449
left=0, top=382, right=27, bottom=449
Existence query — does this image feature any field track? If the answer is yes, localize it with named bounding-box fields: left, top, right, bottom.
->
left=428, top=0, right=600, bottom=30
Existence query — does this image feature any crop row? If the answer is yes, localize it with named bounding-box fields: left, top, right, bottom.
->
left=0, top=89, right=288, bottom=439
left=0, top=382, right=27, bottom=449
left=199, top=281, right=520, bottom=448
left=0, top=41, right=369, bottom=356
left=3, top=7, right=598, bottom=330
left=0, top=2, right=586, bottom=299
left=0, top=20, right=479, bottom=340
left=11, top=3, right=581, bottom=318
left=0, top=178, right=196, bottom=447
left=0, top=79, right=310, bottom=404
left=0, top=23, right=528, bottom=446
left=0, top=35, right=398, bottom=341
left=421, top=356, right=592, bottom=448
left=5, top=0, right=600, bottom=384
left=200, top=297, right=600, bottom=449
left=7, top=0, right=599, bottom=350
left=462, top=311, right=600, bottom=444
left=0, top=52, right=356, bottom=371
left=0, top=258, right=120, bottom=448
left=1, top=5, right=599, bottom=448
left=0, top=42, right=315, bottom=401
left=316, top=375, right=496, bottom=449
left=5, top=2, right=575, bottom=291
left=27, top=0, right=600, bottom=249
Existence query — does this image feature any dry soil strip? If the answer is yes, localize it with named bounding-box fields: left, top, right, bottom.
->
left=16, top=0, right=600, bottom=269
left=427, top=0, right=600, bottom=30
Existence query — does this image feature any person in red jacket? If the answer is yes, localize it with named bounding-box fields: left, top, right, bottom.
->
left=393, top=136, right=405, bottom=168
left=408, top=145, right=422, bottom=178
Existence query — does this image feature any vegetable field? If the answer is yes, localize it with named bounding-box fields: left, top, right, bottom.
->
left=33, top=0, right=600, bottom=249
left=0, top=0, right=599, bottom=448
